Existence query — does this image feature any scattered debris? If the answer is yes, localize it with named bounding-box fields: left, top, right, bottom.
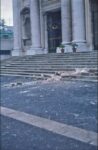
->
left=2, top=68, right=96, bottom=87
left=10, top=82, right=22, bottom=87
left=12, top=134, right=17, bottom=137
left=47, top=74, right=61, bottom=81
left=76, top=68, right=89, bottom=75
left=11, top=83, right=16, bottom=87
left=40, top=95, right=44, bottom=98
left=45, top=110, right=48, bottom=113
left=90, top=101, right=96, bottom=105
left=20, top=90, right=29, bottom=94
left=16, top=82, right=22, bottom=86
left=60, top=71, right=75, bottom=78
left=73, top=113, right=80, bottom=118
left=55, top=72, right=61, bottom=76
left=42, top=68, right=90, bottom=82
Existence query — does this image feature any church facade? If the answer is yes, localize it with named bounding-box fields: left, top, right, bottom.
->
left=12, top=0, right=98, bottom=56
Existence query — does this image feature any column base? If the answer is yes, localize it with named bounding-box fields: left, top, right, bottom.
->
left=62, top=42, right=73, bottom=53
left=26, top=47, right=44, bottom=55
left=12, top=49, right=21, bottom=56
left=57, top=41, right=91, bottom=53
left=72, top=41, right=90, bottom=52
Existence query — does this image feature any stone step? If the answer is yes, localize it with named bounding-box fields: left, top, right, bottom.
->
left=1, top=57, right=97, bottom=63
left=2, top=58, right=97, bottom=64
left=1, top=52, right=97, bottom=58
left=1, top=66, right=97, bottom=72
left=62, top=74, right=98, bottom=79
left=1, top=63, right=95, bottom=67
left=1, top=67, right=76, bottom=71
left=15, top=52, right=97, bottom=58
left=1, top=67, right=97, bottom=72
left=3, top=62, right=97, bottom=66
left=1, top=68, right=97, bottom=76
left=0, top=73, right=50, bottom=80
left=8, top=52, right=96, bottom=58
left=1, top=70, right=56, bottom=74
left=2, top=60, right=97, bottom=64
left=1, top=72, right=97, bottom=82
left=1, top=67, right=97, bottom=74
left=2, top=65, right=97, bottom=70
left=1, top=52, right=97, bottom=63
left=15, top=57, right=97, bottom=61
left=3, top=59, right=97, bottom=64
left=61, top=76, right=98, bottom=82
left=3, top=63, right=97, bottom=67
left=3, top=55, right=97, bottom=60
left=0, top=71, right=52, bottom=77
left=18, top=53, right=97, bottom=57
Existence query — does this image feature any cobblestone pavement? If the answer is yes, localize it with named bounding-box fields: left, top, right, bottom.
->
left=0, top=76, right=98, bottom=150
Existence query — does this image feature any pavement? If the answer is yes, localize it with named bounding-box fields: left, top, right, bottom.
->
left=0, top=76, right=98, bottom=150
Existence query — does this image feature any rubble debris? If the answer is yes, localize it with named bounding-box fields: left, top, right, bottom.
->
left=11, top=83, right=16, bottom=87
left=16, top=82, right=22, bottom=86
left=40, top=68, right=92, bottom=83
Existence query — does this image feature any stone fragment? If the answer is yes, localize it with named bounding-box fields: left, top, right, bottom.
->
left=11, top=83, right=16, bottom=87
left=17, top=82, right=22, bottom=86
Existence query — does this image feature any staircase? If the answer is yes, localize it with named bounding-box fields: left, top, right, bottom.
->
left=1, top=51, right=98, bottom=81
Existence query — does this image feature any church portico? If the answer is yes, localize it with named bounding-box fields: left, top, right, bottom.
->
left=12, top=0, right=98, bottom=56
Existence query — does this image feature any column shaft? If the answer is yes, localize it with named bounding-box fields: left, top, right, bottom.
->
left=72, top=0, right=86, bottom=43
left=30, top=0, right=41, bottom=48
left=61, top=0, right=71, bottom=44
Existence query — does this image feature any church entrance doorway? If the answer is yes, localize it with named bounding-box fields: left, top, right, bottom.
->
left=47, top=11, right=62, bottom=53
left=91, top=0, right=98, bottom=50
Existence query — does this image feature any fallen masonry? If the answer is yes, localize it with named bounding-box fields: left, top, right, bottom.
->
left=1, top=52, right=98, bottom=82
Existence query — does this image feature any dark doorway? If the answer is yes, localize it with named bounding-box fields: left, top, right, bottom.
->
left=91, top=0, right=98, bottom=50
left=47, top=11, right=62, bottom=53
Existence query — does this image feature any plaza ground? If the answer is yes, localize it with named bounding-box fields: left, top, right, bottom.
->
left=0, top=76, right=98, bottom=150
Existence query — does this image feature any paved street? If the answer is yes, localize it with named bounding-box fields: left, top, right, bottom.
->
left=0, top=76, right=98, bottom=150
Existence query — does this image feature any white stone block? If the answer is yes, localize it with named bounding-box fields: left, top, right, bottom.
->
left=56, top=47, right=61, bottom=53
left=12, top=50, right=20, bottom=56
left=64, top=45, right=73, bottom=53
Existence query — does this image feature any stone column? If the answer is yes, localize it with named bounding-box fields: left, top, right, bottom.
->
left=71, top=0, right=88, bottom=51
left=28, top=0, right=42, bottom=55
left=12, top=0, right=21, bottom=56
left=61, top=0, right=72, bottom=52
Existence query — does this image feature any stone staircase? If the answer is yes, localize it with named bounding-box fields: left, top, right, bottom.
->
left=1, top=51, right=98, bottom=81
